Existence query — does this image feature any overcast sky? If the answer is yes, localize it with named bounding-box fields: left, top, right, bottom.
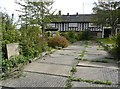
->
left=0, top=0, right=98, bottom=21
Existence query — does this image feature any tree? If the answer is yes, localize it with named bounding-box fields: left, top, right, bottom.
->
left=14, top=0, right=56, bottom=57
left=92, top=1, right=120, bottom=36
left=15, top=0, right=55, bottom=35
left=1, top=11, right=19, bottom=58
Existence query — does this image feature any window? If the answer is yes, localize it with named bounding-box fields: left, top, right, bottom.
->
left=69, top=23, right=77, bottom=27
left=89, top=23, right=96, bottom=27
left=47, top=23, right=55, bottom=28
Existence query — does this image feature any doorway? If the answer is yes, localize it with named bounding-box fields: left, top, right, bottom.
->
left=104, top=29, right=111, bottom=38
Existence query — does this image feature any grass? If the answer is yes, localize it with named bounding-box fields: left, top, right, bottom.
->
left=83, top=50, right=88, bottom=52
left=79, top=53, right=84, bottom=57
left=71, top=78, right=112, bottom=85
left=79, top=50, right=87, bottom=57
left=82, top=58, right=88, bottom=61
left=98, top=38, right=115, bottom=45
left=90, top=59, right=108, bottom=63
left=97, top=47, right=105, bottom=50
left=65, top=76, right=73, bottom=89
left=70, top=67, right=77, bottom=73
left=77, top=58, right=108, bottom=63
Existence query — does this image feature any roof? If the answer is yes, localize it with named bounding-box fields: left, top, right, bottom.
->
left=51, top=14, right=95, bottom=23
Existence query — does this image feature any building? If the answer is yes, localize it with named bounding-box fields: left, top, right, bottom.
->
left=116, top=24, right=120, bottom=34
left=47, top=11, right=120, bottom=38
left=47, top=12, right=103, bottom=38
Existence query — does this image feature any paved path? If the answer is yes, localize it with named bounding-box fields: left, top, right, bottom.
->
left=73, top=41, right=119, bottom=87
left=1, top=41, right=119, bottom=88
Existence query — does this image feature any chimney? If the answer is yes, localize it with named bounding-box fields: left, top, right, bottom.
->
left=58, top=10, right=61, bottom=15
left=67, top=13, right=69, bottom=15
left=76, top=12, right=78, bottom=15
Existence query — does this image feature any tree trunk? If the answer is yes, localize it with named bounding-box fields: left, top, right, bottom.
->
left=111, top=26, right=116, bottom=36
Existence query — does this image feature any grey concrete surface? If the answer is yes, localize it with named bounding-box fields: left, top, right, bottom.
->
left=24, top=62, right=71, bottom=77
left=74, top=67, right=118, bottom=85
left=1, top=41, right=119, bottom=88
left=73, top=42, right=119, bottom=88
left=2, top=72, right=67, bottom=87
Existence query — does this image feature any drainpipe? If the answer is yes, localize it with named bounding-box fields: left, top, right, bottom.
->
left=115, top=28, right=117, bottom=35
left=102, top=27, right=104, bottom=38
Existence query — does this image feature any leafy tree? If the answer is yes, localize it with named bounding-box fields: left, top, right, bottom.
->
left=92, top=1, right=120, bottom=36
left=19, top=25, right=47, bottom=58
left=14, top=0, right=55, bottom=58
left=15, top=0, right=55, bottom=35
left=1, top=12, right=19, bottom=58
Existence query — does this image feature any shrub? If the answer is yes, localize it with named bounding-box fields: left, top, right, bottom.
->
left=80, top=30, right=93, bottom=40
left=77, top=32, right=83, bottom=40
left=111, top=33, right=120, bottom=61
left=60, top=32, right=69, bottom=40
left=61, top=31, right=78, bottom=43
left=116, top=33, right=120, bottom=48
left=67, top=31, right=78, bottom=43
left=56, top=31, right=60, bottom=36
left=45, top=31, right=52, bottom=37
left=19, top=26, right=47, bottom=58
left=2, top=55, right=28, bottom=73
left=48, top=36, right=69, bottom=48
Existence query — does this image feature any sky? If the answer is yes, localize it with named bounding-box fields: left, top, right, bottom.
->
left=0, top=0, right=98, bottom=21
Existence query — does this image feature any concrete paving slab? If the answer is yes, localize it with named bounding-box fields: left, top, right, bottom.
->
left=39, top=56, right=75, bottom=66
left=2, top=41, right=118, bottom=88
left=73, top=67, right=118, bottom=85
left=63, top=45, right=85, bottom=51
left=86, top=50, right=108, bottom=55
left=24, top=62, right=71, bottom=77
left=77, top=61, right=118, bottom=69
left=2, top=72, right=67, bottom=87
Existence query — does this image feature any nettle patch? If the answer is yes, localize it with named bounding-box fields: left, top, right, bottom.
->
left=1, top=55, right=29, bottom=80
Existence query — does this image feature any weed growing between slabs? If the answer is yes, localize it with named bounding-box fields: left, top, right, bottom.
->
left=90, top=59, right=108, bottom=63
left=71, top=77, right=112, bottom=85
left=75, top=57, right=109, bottom=63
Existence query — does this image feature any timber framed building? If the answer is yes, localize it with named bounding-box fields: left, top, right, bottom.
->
left=47, top=11, right=120, bottom=38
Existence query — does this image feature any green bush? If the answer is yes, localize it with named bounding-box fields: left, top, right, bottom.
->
left=2, top=55, right=28, bottom=73
left=19, top=26, right=47, bottom=58
left=111, top=33, right=120, bottom=61
left=61, top=31, right=78, bottom=43
left=77, top=32, right=83, bottom=40
left=60, top=32, right=69, bottom=40
left=45, top=31, right=52, bottom=37
left=56, top=31, right=60, bottom=36
left=48, top=36, right=69, bottom=48
left=80, top=30, right=93, bottom=40
left=116, top=33, right=120, bottom=48
left=2, top=13, right=20, bottom=59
